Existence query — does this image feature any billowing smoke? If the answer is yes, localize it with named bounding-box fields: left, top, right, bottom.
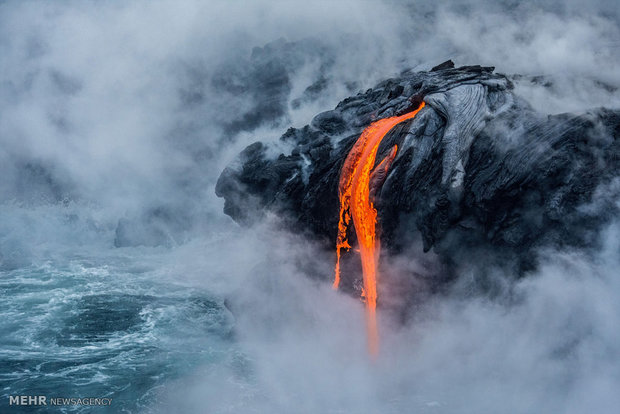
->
left=0, top=0, right=618, bottom=413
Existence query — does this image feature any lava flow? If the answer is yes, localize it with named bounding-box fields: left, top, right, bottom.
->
left=334, top=101, right=425, bottom=356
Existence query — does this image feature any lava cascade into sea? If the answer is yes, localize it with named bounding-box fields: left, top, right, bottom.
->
left=334, top=101, right=426, bottom=356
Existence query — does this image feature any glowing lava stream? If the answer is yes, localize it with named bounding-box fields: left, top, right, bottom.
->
left=334, top=101, right=426, bottom=356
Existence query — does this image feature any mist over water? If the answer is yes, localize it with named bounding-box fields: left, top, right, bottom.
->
left=1, top=1, right=619, bottom=413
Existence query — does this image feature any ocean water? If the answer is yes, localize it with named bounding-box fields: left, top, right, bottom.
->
left=0, top=198, right=251, bottom=413
left=0, top=252, right=240, bottom=413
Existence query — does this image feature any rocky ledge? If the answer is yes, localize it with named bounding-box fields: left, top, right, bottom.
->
left=216, top=61, right=620, bottom=289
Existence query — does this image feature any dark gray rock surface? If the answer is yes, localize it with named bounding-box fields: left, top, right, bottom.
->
left=216, top=61, right=620, bottom=286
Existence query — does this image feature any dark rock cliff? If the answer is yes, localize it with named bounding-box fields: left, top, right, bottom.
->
left=216, top=61, right=620, bottom=288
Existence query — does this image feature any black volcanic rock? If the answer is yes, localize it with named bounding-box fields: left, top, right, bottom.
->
left=216, top=64, right=620, bottom=286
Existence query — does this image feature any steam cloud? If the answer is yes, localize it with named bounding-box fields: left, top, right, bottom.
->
left=1, top=0, right=619, bottom=413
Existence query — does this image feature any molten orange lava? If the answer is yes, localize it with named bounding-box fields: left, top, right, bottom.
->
left=334, top=102, right=425, bottom=356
